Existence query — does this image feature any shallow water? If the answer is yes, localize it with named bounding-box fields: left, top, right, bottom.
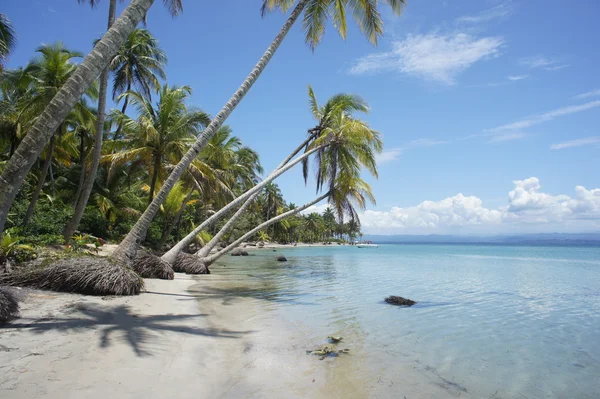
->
left=212, top=244, right=600, bottom=398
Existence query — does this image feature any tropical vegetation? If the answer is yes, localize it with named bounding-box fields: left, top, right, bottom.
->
left=0, top=1, right=405, bottom=306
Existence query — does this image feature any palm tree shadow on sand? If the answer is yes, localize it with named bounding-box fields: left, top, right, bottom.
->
left=1, top=303, right=251, bottom=357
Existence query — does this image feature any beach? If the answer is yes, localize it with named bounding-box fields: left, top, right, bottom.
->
left=3, top=244, right=599, bottom=398
left=0, top=266, right=388, bottom=399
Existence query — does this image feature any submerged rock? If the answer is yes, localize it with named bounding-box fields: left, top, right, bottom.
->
left=276, top=255, right=287, bottom=262
left=231, top=249, right=249, bottom=257
left=384, top=296, right=416, bottom=306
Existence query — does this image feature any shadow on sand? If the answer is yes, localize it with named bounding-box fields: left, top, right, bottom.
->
left=1, top=302, right=251, bottom=357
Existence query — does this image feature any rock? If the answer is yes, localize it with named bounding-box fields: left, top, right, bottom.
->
left=276, top=255, right=287, bottom=262
left=231, top=248, right=249, bottom=256
left=258, top=241, right=265, bottom=248
left=231, top=248, right=243, bottom=256
left=384, top=296, right=416, bottom=306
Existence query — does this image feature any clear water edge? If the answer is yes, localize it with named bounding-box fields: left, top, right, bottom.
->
left=207, top=244, right=600, bottom=398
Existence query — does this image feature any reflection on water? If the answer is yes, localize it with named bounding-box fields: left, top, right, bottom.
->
left=208, top=244, right=600, bottom=398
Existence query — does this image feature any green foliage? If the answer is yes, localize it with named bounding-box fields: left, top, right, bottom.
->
left=79, top=206, right=109, bottom=238
left=1, top=231, right=37, bottom=263
left=65, top=233, right=104, bottom=254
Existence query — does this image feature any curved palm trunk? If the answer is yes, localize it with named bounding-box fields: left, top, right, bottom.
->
left=23, top=135, right=55, bottom=226
left=194, top=127, right=320, bottom=258
left=204, top=192, right=330, bottom=266
left=73, top=131, right=86, bottom=205
left=114, top=0, right=310, bottom=265
left=0, top=0, right=154, bottom=235
left=64, top=0, right=118, bottom=241
left=161, top=145, right=321, bottom=265
left=157, top=188, right=194, bottom=249
left=195, top=192, right=259, bottom=258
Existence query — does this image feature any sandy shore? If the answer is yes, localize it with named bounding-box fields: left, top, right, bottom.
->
left=0, top=269, right=369, bottom=398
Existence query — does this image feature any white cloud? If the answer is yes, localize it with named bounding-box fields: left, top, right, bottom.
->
left=487, top=132, right=527, bottom=143
left=573, top=89, right=600, bottom=100
left=359, top=177, right=600, bottom=234
left=375, top=148, right=403, bottom=164
left=488, top=100, right=600, bottom=132
left=508, top=75, right=528, bottom=81
left=375, top=139, right=448, bottom=164
left=519, top=56, right=555, bottom=68
left=550, top=136, right=600, bottom=150
left=518, top=56, right=569, bottom=71
left=349, top=33, right=504, bottom=85
left=456, top=2, right=513, bottom=24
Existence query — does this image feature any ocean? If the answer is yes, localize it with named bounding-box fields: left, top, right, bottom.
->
left=210, top=244, right=600, bottom=398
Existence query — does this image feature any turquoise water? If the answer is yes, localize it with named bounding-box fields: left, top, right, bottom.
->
left=214, top=244, right=600, bottom=398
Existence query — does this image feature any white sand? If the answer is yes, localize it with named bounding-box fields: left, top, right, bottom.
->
left=0, top=273, right=370, bottom=398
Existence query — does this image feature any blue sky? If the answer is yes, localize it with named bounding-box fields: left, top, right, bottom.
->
left=4, top=0, right=600, bottom=234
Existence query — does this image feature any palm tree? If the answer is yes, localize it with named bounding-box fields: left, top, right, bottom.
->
left=0, top=68, right=37, bottom=158
left=111, top=28, right=167, bottom=140
left=162, top=85, right=377, bottom=263
left=115, top=0, right=405, bottom=265
left=0, top=0, right=182, bottom=234
left=102, top=84, right=209, bottom=204
left=165, top=85, right=381, bottom=264
left=22, top=43, right=83, bottom=226
left=0, top=14, right=16, bottom=70
left=261, top=182, right=285, bottom=234
left=64, top=1, right=173, bottom=241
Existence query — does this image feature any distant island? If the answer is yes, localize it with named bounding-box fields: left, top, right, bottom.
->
left=362, top=233, right=600, bottom=246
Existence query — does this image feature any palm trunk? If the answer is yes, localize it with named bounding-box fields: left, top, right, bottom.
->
left=161, top=144, right=322, bottom=265
left=204, top=193, right=330, bottom=265
left=64, top=0, right=118, bottom=241
left=0, top=0, right=154, bottom=235
left=148, top=154, right=161, bottom=205
left=73, top=131, right=86, bottom=205
left=23, top=135, right=55, bottom=226
left=114, top=0, right=310, bottom=265
left=195, top=192, right=259, bottom=258
left=195, top=125, right=318, bottom=258
left=113, top=81, right=131, bottom=141
left=158, top=188, right=193, bottom=249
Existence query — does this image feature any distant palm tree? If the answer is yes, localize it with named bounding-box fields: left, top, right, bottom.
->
left=0, top=14, right=16, bottom=70
left=116, top=0, right=405, bottom=264
left=104, top=85, right=209, bottom=204
left=207, top=173, right=376, bottom=264
left=110, top=28, right=167, bottom=140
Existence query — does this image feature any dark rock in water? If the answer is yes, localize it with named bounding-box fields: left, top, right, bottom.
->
left=231, top=248, right=249, bottom=257
left=385, top=296, right=416, bottom=306
left=276, top=255, right=287, bottom=262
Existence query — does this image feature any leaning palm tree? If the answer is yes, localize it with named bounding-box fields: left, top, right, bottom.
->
left=0, top=14, right=16, bottom=70
left=0, top=0, right=183, bottom=235
left=164, top=86, right=381, bottom=269
left=113, top=0, right=405, bottom=265
left=201, top=173, right=375, bottom=269
left=110, top=28, right=167, bottom=140
left=176, top=85, right=371, bottom=259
